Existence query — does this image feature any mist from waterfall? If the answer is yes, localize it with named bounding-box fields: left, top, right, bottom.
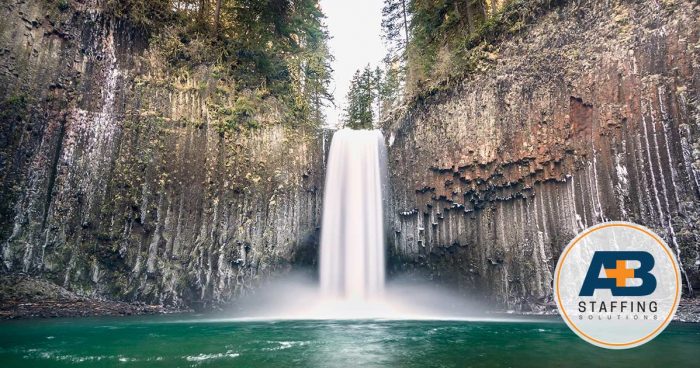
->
left=320, top=129, right=386, bottom=300
left=220, top=129, right=502, bottom=321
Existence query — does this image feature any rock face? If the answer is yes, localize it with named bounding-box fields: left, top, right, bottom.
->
left=0, top=1, right=327, bottom=309
left=385, top=0, right=700, bottom=311
left=0, top=275, right=178, bottom=319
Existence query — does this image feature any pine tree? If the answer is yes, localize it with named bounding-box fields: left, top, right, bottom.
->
left=404, top=0, right=500, bottom=93
left=106, top=1, right=334, bottom=129
left=373, top=66, right=384, bottom=123
left=343, top=66, right=376, bottom=130
left=378, top=57, right=401, bottom=118
left=381, top=0, right=410, bottom=55
left=380, top=0, right=410, bottom=111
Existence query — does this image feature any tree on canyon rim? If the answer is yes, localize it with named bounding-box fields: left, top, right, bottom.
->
left=334, top=0, right=410, bottom=131
left=105, top=0, right=333, bottom=127
left=343, top=66, right=378, bottom=130
left=379, top=0, right=410, bottom=113
left=381, top=0, right=523, bottom=97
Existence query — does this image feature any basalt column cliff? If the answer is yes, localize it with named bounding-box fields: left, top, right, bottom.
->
left=0, top=1, right=328, bottom=310
left=385, top=0, right=700, bottom=311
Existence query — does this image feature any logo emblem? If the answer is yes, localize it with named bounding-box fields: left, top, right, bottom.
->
left=579, top=251, right=656, bottom=297
left=554, top=222, right=681, bottom=349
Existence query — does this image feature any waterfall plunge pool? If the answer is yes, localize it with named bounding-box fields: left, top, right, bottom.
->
left=3, top=130, right=698, bottom=367
left=0, top=315, right=698, bottom=367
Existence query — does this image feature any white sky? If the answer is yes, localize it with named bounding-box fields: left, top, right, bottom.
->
left=319, top=0, right=386, bottom=128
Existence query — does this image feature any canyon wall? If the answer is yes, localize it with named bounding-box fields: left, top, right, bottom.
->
left=385, top=0, right=700, bottom=311
left=0, top=1, right=327, bottom=309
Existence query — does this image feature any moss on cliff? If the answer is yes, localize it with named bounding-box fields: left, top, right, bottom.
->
left=0, top=0, right=327, bottom=310
left=405, top=0, right=566, bottom=105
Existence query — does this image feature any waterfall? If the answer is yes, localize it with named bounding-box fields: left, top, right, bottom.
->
left=227, top=128, right=476, bottom=320
left=320, top=129, right=387, bottom=300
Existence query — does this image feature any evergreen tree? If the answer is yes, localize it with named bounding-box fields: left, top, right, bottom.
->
left=407, top=0, right=507, bottom=92
left=378, top=57, right=401, bottom=118
left=343, top=66, right=376, bottom=130
left=373, top=66, right=384, bottom=123
left=108, top=0, right=334, bottom=128
left=381, top=0, right=410, bottom=55
left=380, top=0, right=410, bottom=113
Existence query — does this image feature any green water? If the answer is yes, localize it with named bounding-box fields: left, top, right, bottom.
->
left=0, top=315, right=698, bottom=367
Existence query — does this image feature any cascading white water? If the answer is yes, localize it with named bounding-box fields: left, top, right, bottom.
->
left=320, top=129, right=387, bottom=300
left=226, top=128, right=485, bottom=320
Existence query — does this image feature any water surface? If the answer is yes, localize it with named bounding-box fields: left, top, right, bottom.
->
left=0, top=315, right=698, bottom=367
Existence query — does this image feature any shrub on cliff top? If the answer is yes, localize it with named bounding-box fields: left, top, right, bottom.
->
left=104, top=0, right=333, bottom=130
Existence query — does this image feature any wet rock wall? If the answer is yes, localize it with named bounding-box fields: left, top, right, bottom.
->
left=385, top=0, right=700, bottom=310
left=0, top=0, right=327, bottom=309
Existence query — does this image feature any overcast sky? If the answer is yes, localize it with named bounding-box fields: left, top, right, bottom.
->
left=319, top=0, right=386, bottom=128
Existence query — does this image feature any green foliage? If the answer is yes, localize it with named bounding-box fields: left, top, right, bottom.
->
left=343, top=66, right=375, bottom=130
left=406, top=0, right=490, bottom=92
left=379, top=0, right=410, bottom=119
left=385, top=0, right=562, bottom=99
left=42, top=0, right=71, bottom=13
left=378, top=59, right=402, bottom=116
left=344, top=52, right=408, bottom=129
left=382, top=0, right=410, bottom=55
left=212, top=94, right=263, bottom=134
left=0, top=94, right=28, bottom=122
left=229, top=95, right=260, bottom=130
left=343, top=64, right=402, bottom=130
left=106, top=0, right=333, bottom=131
left=104, top=0, right=173, bottom=29
left=206, top=0, right=333, bottom=129
left=0, top=93, right=29, bottom=236
left=56, top=0, right=70, bottom=12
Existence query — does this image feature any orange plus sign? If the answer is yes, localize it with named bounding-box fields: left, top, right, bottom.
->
left=605, top=260, right=634, bottom=287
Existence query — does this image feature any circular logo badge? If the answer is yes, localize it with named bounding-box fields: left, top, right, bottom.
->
left=554, top=221, right=681, bottom=349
